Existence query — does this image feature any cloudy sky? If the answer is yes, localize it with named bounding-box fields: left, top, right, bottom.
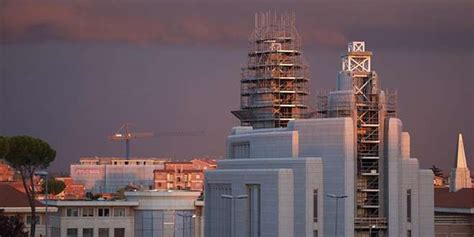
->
left=1, top=0, right=472, bottom=173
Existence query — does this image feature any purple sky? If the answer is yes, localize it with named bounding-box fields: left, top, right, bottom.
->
left=0, top=0, right=473, bottom=173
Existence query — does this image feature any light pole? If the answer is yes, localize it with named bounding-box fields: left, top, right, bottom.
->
left=369, top=224, right=376, bottom=237
left=326, top=193, right=348, bottom=237
left=176, top=213, right=196, bottom=237
left=221, top=194, right=248, bottom=237
left=35, top=171, right=48, bottom=237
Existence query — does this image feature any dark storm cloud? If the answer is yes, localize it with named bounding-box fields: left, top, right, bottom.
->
left=0, top=0, right=472, bottom=172
left=1, top=0, right=472, bottom=49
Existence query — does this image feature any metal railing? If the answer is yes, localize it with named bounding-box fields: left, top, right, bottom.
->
left=355, top=217, right=388, bottom=229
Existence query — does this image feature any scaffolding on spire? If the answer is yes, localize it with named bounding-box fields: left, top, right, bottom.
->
left=232, top=11, right=310, bottom=129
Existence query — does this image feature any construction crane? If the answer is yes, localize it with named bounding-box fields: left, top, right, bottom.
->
left=109, top=123, right=204, bottom=159
left=109, top=123, right=153, bottom=160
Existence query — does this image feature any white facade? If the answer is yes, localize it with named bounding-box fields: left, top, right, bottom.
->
left=49, top=200, right=138, bottom=237
left=205, top=158, right=323, bottom=237
left=125, top=190, right=202, bottom=237
left=204, top=41, right=434, bottom=237
left=206, top=118, right=433, bottom=236
left=70, top=157, right=167, bottom=193
left=47, top=191, right=203, bottom=237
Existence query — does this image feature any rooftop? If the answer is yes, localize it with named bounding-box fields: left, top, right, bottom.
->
left=0, top=184, right=45, bottom=208
left=435, top=187, right=474, bottom=209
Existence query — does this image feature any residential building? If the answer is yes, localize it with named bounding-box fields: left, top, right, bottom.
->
left=70, top=157, right=168, bottom=193
left=153, top=159, right=216, bottom=191
left=55, top=176, right=86, bottom=200
left=0, top=183, right=58, bottom=237
left=204, top=15, right=434, bottom=237
left=0, top=160, right=15, bottom=181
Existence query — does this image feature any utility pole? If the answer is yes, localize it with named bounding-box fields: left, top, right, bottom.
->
left=35, top=171, right=49, bottom=237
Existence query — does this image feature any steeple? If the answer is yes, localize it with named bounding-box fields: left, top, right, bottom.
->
left=449, top=133, right=472, bottom=192
left=455, top=134, right=467, bottom=168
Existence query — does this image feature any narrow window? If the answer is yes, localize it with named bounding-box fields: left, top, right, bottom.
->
left=66, top=228, right=78, bottom=237
left=247, top=184, right=261, bottom=237
left=313, top=230, right=318, bottom=237
left=407, top=189, right=412, bottom=222
left=66, top=208, right=79, bottom=217
left=313, top=189, right=318, bottom=222
left=407, top=230, right=412, bottom=237
left=98, top=228, right=109, bottom=237
left=114, top=228, right=125, bottom=237
left=114, top=208, right=126, bottom=217
left=98, top=208, right=110, bottom=217
left=83, top=228, right=93, bottom=237
left=232, top=142, right=250, bottom=158
left=82, top=207, right=94, bottom=217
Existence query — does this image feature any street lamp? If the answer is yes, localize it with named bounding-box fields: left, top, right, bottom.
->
left=326, top=193, right=348, bottom=237
left=369, top=224, right=376, bottom=237
left=35, top=171, right=48, bottom=237
left=176, top=213, right=196, bottom=237
left=221, top=194, right=248, bottom=237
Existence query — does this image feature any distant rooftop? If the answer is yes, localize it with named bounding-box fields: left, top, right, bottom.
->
left=77, top=156, right=170, bottom=166
left=435, top=187, right=474, bottom=209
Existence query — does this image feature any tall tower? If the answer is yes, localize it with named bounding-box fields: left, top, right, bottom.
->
left=232, top=12, right=310, bottom=129
left=449, top=133, right=471, bottom=192
left=321, top=41, right=397, bottom=236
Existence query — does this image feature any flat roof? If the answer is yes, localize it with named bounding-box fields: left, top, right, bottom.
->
left=47, top=200, right=139, bottom=207
left=435, top=187, right=474, bottom=209
left=124, top=190, right=201, bottom=197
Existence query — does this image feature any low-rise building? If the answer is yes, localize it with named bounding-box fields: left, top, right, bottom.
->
left=70, top=157, right=168, bottom=193
left=434, top=188, right=474, bottom=236
left=0, top=183, right=58, bottom=237
left=125, top=190, right=202, bottom=237
left=55, top=177, right=86, bottom=200
left=153, top=159, right=216, bottom=191
left=48, top=200, right=138, bottom=237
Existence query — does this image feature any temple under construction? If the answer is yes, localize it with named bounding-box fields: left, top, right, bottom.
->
left=206, top=28, right=434, bottom=236
left=232, top=12, right=309, bottom=128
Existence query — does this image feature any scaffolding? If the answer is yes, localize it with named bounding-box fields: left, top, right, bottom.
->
left=317, top=42, right=398, bottom=236
left=232, top=11, right=310, bottom=129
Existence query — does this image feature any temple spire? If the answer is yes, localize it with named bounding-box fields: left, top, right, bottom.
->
left=450, top=133, right=471, bottom=192
left=455, top=134, right=467, bottom=168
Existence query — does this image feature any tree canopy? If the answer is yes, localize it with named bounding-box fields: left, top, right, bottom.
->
left=0, top=215, right=28, bottom=237
left=5, top=136, right=55, bottom=171
left=3, top=135, right=56, bottom=237
left=0, top=136, right=8, bottom=159
left=42, top=178, right=66, bottom=195
left=431, top=165, right=444, bottom=177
